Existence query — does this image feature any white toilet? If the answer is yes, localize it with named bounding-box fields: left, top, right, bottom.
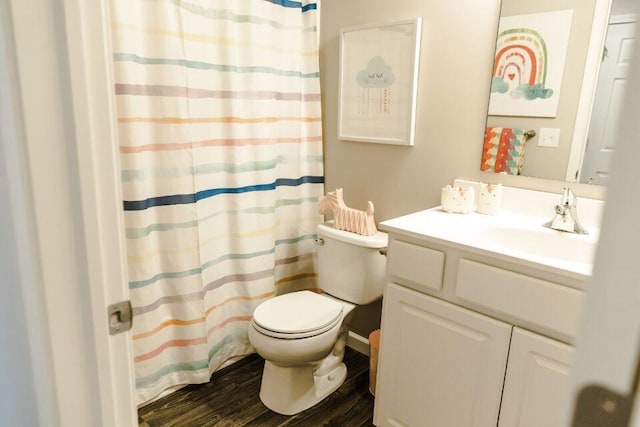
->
left=248, top=223, right=388, bottom=415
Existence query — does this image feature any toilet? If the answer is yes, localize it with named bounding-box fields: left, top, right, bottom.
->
left=248, top=223, right=388, bottom=415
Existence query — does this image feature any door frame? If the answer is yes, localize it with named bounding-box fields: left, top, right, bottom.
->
left=2, top=0, right=137, bottom=425
left=565, top=0, right=613, bottom=182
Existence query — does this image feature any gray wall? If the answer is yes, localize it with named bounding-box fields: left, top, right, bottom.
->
left=322, top=0, right=502, bottom=225
left=320, top=0, right=605, bottom=337
left=611, top=0, right=636, bottom=15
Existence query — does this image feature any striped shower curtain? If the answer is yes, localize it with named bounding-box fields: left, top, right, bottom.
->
left=110, top=0, right=324, bottom=404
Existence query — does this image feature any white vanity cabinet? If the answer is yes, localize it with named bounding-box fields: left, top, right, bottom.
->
left=373, top=232, right=584, bottom=427
left=374, top=283, right=512, bottom=427
left=499, top=327, right=575, bottom=427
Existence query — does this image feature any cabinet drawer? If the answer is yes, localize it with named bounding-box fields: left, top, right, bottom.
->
left=388, top=240, right=445, bottom=292
left=455, top=259, right=584, bottom=340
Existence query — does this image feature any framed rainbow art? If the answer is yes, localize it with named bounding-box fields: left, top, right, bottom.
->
left=488, top=10, right=573, bottom=118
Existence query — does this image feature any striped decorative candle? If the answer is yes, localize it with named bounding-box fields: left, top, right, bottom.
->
left=110, top=0, right=324, bottom=404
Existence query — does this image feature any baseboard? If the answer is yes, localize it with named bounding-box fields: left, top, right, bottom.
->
left=347, top=331, right=370, bottom=356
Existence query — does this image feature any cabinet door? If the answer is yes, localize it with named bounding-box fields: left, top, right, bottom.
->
left=498, top=327, right=575, bottom=427
left=374, top=283, right=512, bottom=427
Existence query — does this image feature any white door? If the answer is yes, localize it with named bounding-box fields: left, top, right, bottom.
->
left=2, top=0, right=138, bottom=425
left=568, top=11, right=640, bottom=427
left=374, top=283, right=512, bottom=427
left=499, top=327, right=575, bottom=427
left=580, top=20, right=636, bottom=185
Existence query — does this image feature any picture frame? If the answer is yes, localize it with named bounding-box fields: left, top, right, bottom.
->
left=488, top=10, right=574, bottom=118
left=338, top=18, right=422, bottom=146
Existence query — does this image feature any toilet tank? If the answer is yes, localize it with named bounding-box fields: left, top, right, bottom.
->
left=316, top=223, right=388, bottom=304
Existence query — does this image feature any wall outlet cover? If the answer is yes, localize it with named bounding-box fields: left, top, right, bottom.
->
left=538, top=128, right=561, bottom=148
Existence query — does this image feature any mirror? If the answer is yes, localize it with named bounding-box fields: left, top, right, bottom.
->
left=481, top=0, right=637, bottom=185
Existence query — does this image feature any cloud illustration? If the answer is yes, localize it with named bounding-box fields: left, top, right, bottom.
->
left=490, top=76, right=510, bottom=94
left=356, top=56, right=395, bottom=88
left=510, top=83, right=554, bottom=100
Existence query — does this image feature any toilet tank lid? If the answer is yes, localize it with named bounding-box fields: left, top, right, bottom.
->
left=317, top=222, right=388, bottom=249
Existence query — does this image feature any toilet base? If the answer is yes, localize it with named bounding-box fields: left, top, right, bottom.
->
left=259, top=360, right=348, bottom=415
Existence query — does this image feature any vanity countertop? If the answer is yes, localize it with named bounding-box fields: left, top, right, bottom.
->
left=380, top=207, right=599, bottom=282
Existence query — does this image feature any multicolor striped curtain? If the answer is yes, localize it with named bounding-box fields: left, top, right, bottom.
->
left=110, top=0, right=323, bottom=404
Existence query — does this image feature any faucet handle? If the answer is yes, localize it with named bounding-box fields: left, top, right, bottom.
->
left=560, top=187, right=577, bottom=206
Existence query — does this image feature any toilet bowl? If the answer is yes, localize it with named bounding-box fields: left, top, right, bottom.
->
left=249, top=291, right=356, bottom=415
left=248, top=223, right=388, bottom=415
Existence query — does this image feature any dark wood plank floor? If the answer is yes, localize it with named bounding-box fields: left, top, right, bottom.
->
left=138, top=348, right=375, bottom=427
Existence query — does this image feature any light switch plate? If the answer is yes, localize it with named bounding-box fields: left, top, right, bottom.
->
left=538, top=128, right=561, bottom=147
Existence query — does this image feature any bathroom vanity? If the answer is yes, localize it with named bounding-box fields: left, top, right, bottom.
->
left=373, top=182, right=603, bottom=427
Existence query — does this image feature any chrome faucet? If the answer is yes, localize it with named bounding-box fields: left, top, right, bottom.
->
left=543, top=187, right=589, bottom=234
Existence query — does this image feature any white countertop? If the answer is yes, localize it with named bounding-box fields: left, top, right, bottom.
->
left=380, top=207, right=600, bottom=282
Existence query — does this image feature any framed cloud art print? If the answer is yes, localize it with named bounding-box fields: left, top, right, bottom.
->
left=338, top=18, right=422, bottom=146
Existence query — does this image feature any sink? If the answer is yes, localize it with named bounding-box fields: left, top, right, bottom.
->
left=476, top=224, right=598, bottom=266
left=379, top=181, right=604, bottom=281
left=379, top=208, right=601, bottom=280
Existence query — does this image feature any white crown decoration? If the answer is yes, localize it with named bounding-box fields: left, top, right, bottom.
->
left=441, top=185, right=475, bottom=214
left=477, top=182, right=502, bottom=216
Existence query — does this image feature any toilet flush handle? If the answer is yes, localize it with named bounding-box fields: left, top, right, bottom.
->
left=314, top=236, right=386, bottom=255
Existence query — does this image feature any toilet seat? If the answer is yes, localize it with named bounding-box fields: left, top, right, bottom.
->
left=252, top=291, right=344, bottom=339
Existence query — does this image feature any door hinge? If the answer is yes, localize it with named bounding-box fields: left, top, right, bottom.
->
left=108, top=300, right=133, bottom=335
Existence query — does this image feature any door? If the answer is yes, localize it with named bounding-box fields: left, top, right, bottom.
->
left=499, top=327, right=575, bottom=427
left=3, top=0, right=137, bottom=425
left=580, top=20, right=637, bottom=185
left=374, top=283, right=512, bottom=427
left=569, top=10, right=640, bottom=426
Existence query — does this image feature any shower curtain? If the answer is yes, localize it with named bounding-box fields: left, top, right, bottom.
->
left=110, top=0, right=323, bottom=404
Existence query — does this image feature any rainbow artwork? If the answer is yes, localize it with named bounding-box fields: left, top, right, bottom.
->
left=488, top=10, right=573, bottom=117
left=492, top=28, right=552, bottom=101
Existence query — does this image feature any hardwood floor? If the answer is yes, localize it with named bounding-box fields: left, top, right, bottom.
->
left=138, top=348, right=375, bottom=427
